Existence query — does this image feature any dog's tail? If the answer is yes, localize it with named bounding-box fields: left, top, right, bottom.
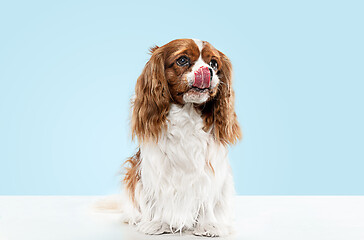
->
left=93, top=195, right=123, bottom=213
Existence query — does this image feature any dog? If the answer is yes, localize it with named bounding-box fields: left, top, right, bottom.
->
left=122, top=39, right=241, bottom=237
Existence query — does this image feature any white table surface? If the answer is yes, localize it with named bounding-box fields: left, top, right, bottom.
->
left=0, top=196, right=363, bottom=240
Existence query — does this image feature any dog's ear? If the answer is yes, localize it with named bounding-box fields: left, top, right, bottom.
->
left=131, top=47, right=170, bottom=143
left=148, top=45, right=159, bottom=54
left=203, top=51, right=242, bottom=145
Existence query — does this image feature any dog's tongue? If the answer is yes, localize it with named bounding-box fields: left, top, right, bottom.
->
left=193, top=66, right=210, bottom=89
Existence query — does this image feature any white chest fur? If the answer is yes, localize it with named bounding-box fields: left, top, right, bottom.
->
left=127, top=104, right=234, bottom=235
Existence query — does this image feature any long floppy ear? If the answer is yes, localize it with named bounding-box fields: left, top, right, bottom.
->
left=210, top=51, right=242, bottom=145
left=131, top=48, right=170, bottom=142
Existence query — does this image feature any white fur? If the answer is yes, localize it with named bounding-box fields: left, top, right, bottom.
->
left=193, top=38, right=204, bottom=51
left=122, top=104, right=235, bottom=237
left=182, top=90, right=209, bottom=104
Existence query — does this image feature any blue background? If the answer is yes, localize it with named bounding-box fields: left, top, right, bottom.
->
left=1, top=0, right=363, bottom=195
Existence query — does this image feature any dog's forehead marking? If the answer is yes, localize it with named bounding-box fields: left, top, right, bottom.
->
left=192, top=39, right=204, bottom=52
left=190, top=39, right=209, bottom=72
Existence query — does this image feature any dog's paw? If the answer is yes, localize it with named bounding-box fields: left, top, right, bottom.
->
left=137, top=221, right=171, bottom=235
left=193, top=223, right=229, bottom=237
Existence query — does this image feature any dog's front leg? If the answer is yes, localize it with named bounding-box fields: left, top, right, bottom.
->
left=193, top=201, right=231, bottom=237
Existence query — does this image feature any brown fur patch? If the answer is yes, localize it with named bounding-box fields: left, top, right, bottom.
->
left=123, top=149, right=141, bottom=205
left=131, top=48, right=171, bottom=142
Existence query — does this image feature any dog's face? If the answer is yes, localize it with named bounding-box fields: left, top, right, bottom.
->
left=132, top=39, right=241, bottom=145
left=161, top=39, right=223, bottom=104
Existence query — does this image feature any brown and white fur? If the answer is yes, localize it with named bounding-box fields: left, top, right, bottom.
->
left=122, top=39, right=241, bottom=237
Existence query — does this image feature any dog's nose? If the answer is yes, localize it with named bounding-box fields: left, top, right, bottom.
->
left=193, top=66, right=211, bottom=89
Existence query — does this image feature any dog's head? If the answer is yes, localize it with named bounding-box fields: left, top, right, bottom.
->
left=131, top=39, right=241, bottom=144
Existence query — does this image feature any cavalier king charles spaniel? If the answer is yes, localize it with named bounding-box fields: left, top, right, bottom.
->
left=122, top=39, right=241, bottom=237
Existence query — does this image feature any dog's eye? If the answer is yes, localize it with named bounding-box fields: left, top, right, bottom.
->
left=209, top=59, right=218, bottom=70
left=176, top=56, right=190, bottom=67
